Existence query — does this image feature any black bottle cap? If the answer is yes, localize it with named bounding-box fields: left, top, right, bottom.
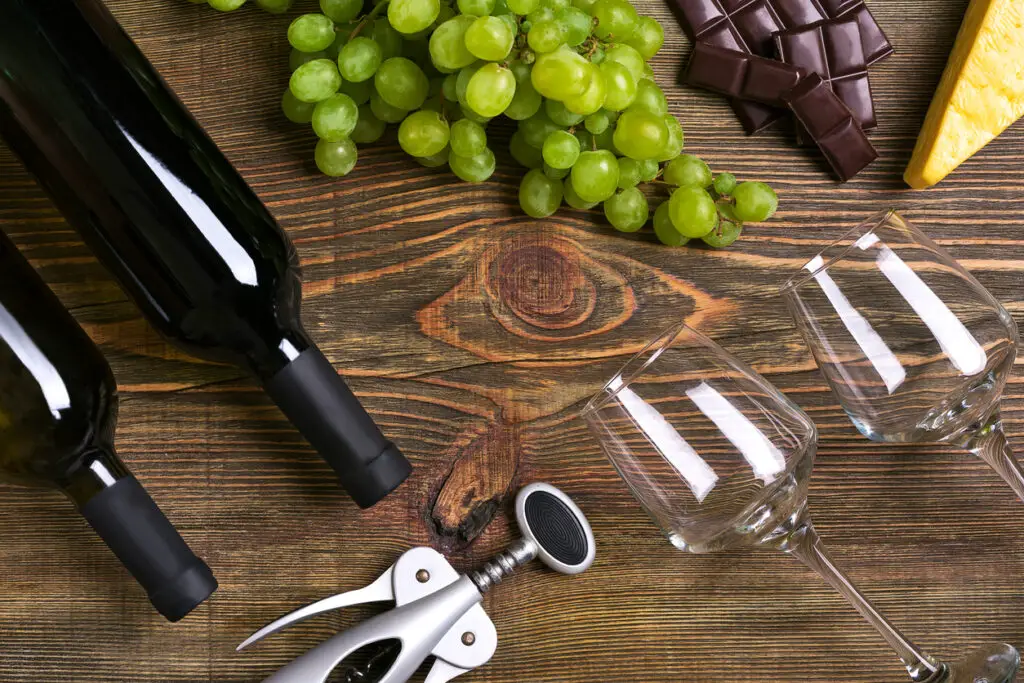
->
left=264, top=346, right=412, bottom=508
left=79, top=475, right=218, bottom=622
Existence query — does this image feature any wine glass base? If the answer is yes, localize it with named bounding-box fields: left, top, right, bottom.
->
left=942, top=643, right=1020, bottom=683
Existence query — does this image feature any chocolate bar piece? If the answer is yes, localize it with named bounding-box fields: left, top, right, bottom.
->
left=775, top=17, right=876, bottom=132
left=783, top=73, right=877, bottom=181
left=816, top=0, right=893, bottom=65
left=685, top=42, right=806, bottom=107
left=671, top=0, right=892, bottom=131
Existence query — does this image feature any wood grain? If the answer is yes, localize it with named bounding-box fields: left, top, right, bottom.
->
left=2, top=0, right=1024, bottom=681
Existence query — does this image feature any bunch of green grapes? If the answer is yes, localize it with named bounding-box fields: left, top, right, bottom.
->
left=201, top=0, right=779, bottom=246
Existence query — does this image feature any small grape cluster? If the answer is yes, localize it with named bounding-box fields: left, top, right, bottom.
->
left=193, top=0, right=779, bottom=246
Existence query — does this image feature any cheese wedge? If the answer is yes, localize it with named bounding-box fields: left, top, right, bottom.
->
left=904, top=0, right=1024, bottom=189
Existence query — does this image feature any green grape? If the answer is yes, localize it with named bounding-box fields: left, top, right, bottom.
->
left=713, top=172, right=737, bottom=196
left=616, top=156, right=641, bottom=188
left=421, top=98, right=444, bottom=114
left=388, top=0, right=441, bottom=35
left=563, top=177, right=598, bottom=209
left=604, top=187, right=648, bottom=232
left=436, top=4, right=458, bottom=25
left=593, top=0, right=637, bottom=39
left=702, top=220, right=742, bottom=248
left=570, top=149, right=619, bottom=202
left=593, top=127, right=618, bottom=153
left=290, top=59, right=342, bottom=103
left=545, top=99, right=584, bottom=126
left=505, top=65, right=543, bottom=120
left=585, top=110, right=611, bottom=134
left=642, top=61, right=655, bottom=80
left=455, top=63, right=482, bottom=105
left=460, top=104, right=491, bottom=123
left=591, top=47, right=606, bottom=64
left=664, top=154, right=712, bottom=188
left=339, top=78, right=373, bottom=105
left=372, top=19, right=404, bottom=60
left=315, top=137, right=358, bottom=176
left=375, top=57, right=430, bottom=110
left=546, top=0, right=571, bottom=11
left=404, top=38, right=434, bottom=69
left=658, top=114, right=684, bottom=161
left=208, top=0, right=246, bottom=12
left=370, top=90, right=410, bottom=122
left=527, top=6, right=556, bottom=23
left=507, top=0, right=540, bottom=13
left=458, top=0, right=496, bottom=14
left=542, top=129, right=581, bottom=169
left=639, top=158, right=660, bottom=181
left=604, top=43, right=645, bottom=80
left=428, top=76, right=446, bottom=97
left=732, top=181, right=778, bottom=222
left=290, top=49, right=326, bottom=73
left=429, top=16, right=477, bottom=71
left=520, top=111, right=562, bottom=148
left=351, top=104, right=387, bottom=143
left=543, top=163, right=570, bottom=179
left=571, top=0, right=597, bottom=13
left=325, top=27, right=351, bottom=61
left=565, top=64, right=606, bottom=115
left=450, top=119, right=488, bottom=157
left=575, top=128, right=595, bottom=151
left=628, top=78, right=667, bottom=115
left=510, top=130, right=544, bottom=168
left=653, top=201, right=688, bottom=246
left=528, top=20, right=565, bottom=53
left=625, top=16, right=664, bottom=60
left=282, top=88, right=317, bottom=124
left=254, top=0, right=293, bottom=12
left=418, top=147, right=451, bottom=168
left=599, top=61, right=636, bottom=111
left=613, top=109, right=667, bottom=160
left=466, top=63, right=517, bottom=117
left=556, top=7, right=592, bottom=46
left=492, top=0, right=513, bottom=14
left=289, top=14, right=337, bottom=53
left=668, top=186, right=718, bottom=238
left=519, top=169, right=564, bottom=217
left=398, top=110, right=451, bottom=157
left=531, top=47, right=589, bottom=100
left=465, top=16, right=515, bottom=61
left=442, top=73, right=460, bottom=101
left=312, top=93, right=359, bottom=141
left=320, top=0, right=361, bottom=22
left=450, top=147, right=496, bottom=182
left=339, top=37, right=383, bottom=82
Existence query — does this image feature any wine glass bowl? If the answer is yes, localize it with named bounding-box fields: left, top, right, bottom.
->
left=582, top=322, right=817, bottom=553
left=781, top=210, right=1018, bottom=445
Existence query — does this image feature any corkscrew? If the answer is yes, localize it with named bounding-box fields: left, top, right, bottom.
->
left=237, top=483, right=596, bottom=683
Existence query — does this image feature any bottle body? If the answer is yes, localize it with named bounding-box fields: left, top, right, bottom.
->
left=0, top=229, right=217, bottom=621
left=0, top=0, right=411, bottom=507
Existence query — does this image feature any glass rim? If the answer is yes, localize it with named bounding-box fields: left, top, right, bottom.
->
left=580, top=320, right=694, bottom=416
left=779, top=209, right=897, bottom=296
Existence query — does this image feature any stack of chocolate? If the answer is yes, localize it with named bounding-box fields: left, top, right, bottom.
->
left=674, top=0, right=892, bottom=182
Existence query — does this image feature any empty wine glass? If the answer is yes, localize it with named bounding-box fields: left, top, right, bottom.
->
left=582, top=321, right=1019, bottom=683
left=781, top=210, right=1024, bottom=499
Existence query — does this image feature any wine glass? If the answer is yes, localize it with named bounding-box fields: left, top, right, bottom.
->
left=780, top=210, right=1024, bottom=499
left=581, top=321, right=1019, bottom=683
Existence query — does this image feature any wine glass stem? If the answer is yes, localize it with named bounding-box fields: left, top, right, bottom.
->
left=783, top=521, right=943, bottom=682
left=963, top=417, right=1024, bottom=501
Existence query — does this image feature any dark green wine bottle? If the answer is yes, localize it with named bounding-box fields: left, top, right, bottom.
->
left=0, top=230, right=218, bottom=622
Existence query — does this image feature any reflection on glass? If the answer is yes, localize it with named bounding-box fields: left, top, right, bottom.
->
left=0, top=303, right=70, bottom=417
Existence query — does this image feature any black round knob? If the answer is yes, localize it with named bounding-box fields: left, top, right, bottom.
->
left=515, top=483, right=595, bottom=575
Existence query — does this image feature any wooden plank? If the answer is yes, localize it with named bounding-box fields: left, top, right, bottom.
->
left=3, top=0, right=1024, bottom=680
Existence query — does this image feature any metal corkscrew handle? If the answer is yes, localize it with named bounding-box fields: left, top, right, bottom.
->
left=471, top=483, right=596, bottom=593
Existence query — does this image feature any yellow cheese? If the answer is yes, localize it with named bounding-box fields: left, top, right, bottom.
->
left=904, top=0, right=1024, bottom=189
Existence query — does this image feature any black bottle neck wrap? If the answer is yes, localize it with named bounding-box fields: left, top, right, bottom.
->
left=264, top=346, right=411, bottom=509
left=78, top=475, right=217, bottom=621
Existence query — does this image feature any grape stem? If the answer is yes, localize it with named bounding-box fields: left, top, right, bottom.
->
left=350, top=0, right=390, bottom=39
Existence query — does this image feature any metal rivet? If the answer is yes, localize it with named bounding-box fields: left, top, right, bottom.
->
left=461, top=632, right=476, bottom=646
left=416, top=569, right=430, bottom=583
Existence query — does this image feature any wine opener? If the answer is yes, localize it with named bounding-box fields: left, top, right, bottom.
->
left=238, top=483, right=596, bottom=683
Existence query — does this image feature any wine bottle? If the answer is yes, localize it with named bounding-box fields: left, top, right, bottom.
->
left=0, top=229, right=218, bottom=622
left=0, top=0, right=411, bottom=508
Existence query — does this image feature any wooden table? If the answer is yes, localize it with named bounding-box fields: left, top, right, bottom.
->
left=2, top=0, right=1023, bottom=680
